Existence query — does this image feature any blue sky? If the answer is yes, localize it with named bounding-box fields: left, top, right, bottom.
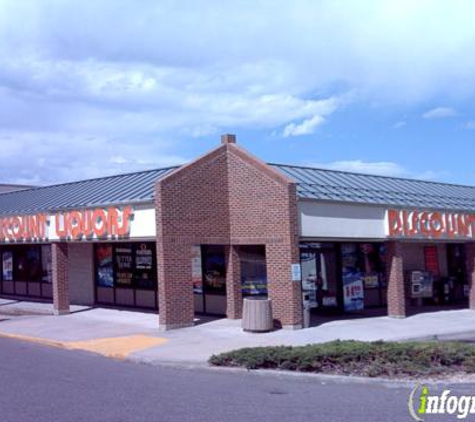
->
left=0, top=0, right=475, bottom=185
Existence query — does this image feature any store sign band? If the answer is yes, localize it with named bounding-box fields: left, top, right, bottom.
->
left=0, top=206, right=134, bottom=243
left=387, top=209, right=475, bottom=240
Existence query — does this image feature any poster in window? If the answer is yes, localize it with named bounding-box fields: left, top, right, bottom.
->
left=191, top=246, right=203, bottom=294
left=2, top=252, right=13, bottom=281
left=96, top=245, right=114, bottom=287
left=41, top=245, right=52, bottom=283
left=424, top=246, right=440, bottom=277
left=115, top=244, right=134, bottom=286
left=135, top=243, right=155, bottom=289
left=341, top=244, right=364, bottom=312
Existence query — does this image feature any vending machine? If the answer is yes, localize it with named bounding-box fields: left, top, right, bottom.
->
left=410, top=271, right=434, bottom=299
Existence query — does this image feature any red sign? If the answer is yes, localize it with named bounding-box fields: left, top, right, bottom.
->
left=387, top=209, right=475, bottom=240
left=55, top=207, right=133, bottom=240
left=0, top=206, right=134, bottom=243
left=0, top=214, right=48, bottom=242
left=424, top=246, right=440, bottom=277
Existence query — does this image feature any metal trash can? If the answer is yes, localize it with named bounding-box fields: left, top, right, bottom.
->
left=242, top=297, right=273, bottom=333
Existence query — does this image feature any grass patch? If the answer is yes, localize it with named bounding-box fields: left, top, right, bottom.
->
left=209, top=340, right=475, bottom=378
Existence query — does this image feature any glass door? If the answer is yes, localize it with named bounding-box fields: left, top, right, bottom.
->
left=199, top=245, right=227, bottom=315
left=300, top=243, right=340, bottom=314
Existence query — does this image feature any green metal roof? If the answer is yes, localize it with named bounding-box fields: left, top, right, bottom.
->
left=1, top=162, right=475, bottom=216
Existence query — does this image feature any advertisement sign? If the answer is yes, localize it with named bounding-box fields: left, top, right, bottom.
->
left=341, top=244, right=365, bottom=311
left=291, top=263, right=302, bottom=282
left=343, top=275, right=364, bottom=312
left=424, top=246, right=440, bottom=277
left=241, top=277, right=268, bottom=296
left=363, top=274, right=379, bottom=289
left=115, top=245, right=133, bottom=286
left=2, top=251, right=13, bottom=281
left=96, top=245, right=114, bottom=287
left=135, top=243, right=154, bottom=289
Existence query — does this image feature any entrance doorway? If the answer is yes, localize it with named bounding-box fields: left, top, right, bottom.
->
left=300, top=243, right=340, bottom=315
left=447, top=244, right=469, bottom=305
left=194, top=245, right=227, bottom=315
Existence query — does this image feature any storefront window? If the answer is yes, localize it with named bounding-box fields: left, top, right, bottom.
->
left=300, top=243, right=338, bottom=309
left=134, top=243, right=155, bottom=289
left=1, top=245, right=47, bottom=283
left=41, top=245, right=52, bottom=283
left=94, top=243, right=157, bottom=290
left=201, top=246, right=226, bottom=295
left=240, top=246, right=267, bottom=296
left=341, top=243, right=386, bottom=311
left=2, top=251, right=13, bottom=281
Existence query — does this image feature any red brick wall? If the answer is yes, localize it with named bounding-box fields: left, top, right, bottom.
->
left=155, top=141, right=302, bottom=330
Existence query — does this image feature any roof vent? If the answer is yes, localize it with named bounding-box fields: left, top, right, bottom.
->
left=221, top=134, right=236, bottom=144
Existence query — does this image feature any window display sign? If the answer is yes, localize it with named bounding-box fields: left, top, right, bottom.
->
left=2, top=251, right=13, bottom=281
left=363, top=274, right=379, bottom=289
left=96, top=245, right=114, bottom=287
left=341, top=244, right=364, bottom=312
left=424, top=246, right=440, bottom=277
left=94, top=243, right=157, bottom=290
left=343, top=276, right=364, bottom=312
left=135, top=243, right=155, bottom=289
left=387, top=209, right=475, bottom=240
left=191, top=246, right=203, bottom=294
left=291, top=264, right=302, bottom=282
left=115, top=245, right=133, bottom=286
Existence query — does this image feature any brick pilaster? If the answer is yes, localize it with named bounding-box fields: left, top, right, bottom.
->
left=52, top=242, right=70, bottom=315
left=267, top=243, right=302, bottom=329
left=225, top=245, right=242, bottom=319
left=385, top=241, right=406, bottom=318
left=465, top=243, right=475, bottom=310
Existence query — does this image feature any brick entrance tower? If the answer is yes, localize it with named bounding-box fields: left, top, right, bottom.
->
left=155, top=135, right=302, bottom=331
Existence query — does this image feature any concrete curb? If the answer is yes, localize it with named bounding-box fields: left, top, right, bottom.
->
left=124, top=356, right=475, bottom=388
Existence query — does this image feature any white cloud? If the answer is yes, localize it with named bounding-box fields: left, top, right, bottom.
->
left=283, top=115, right=324, bottom=137
left=422, top=107, right=458, bottom=119
left=392, top=121, right=407, bottom=129
left=464, top=121, right=475, bottom=129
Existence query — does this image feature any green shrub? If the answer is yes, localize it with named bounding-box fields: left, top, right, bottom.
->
left=209, top=340, right=475, bottom=377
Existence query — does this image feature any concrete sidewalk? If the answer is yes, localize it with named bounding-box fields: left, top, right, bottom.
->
left=1, top=299, right=475, bottom=366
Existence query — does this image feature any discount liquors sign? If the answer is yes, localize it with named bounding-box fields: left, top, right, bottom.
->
left=386, top=209, right=475, bottom=240
left=0, top=206, right=134, bottom=243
